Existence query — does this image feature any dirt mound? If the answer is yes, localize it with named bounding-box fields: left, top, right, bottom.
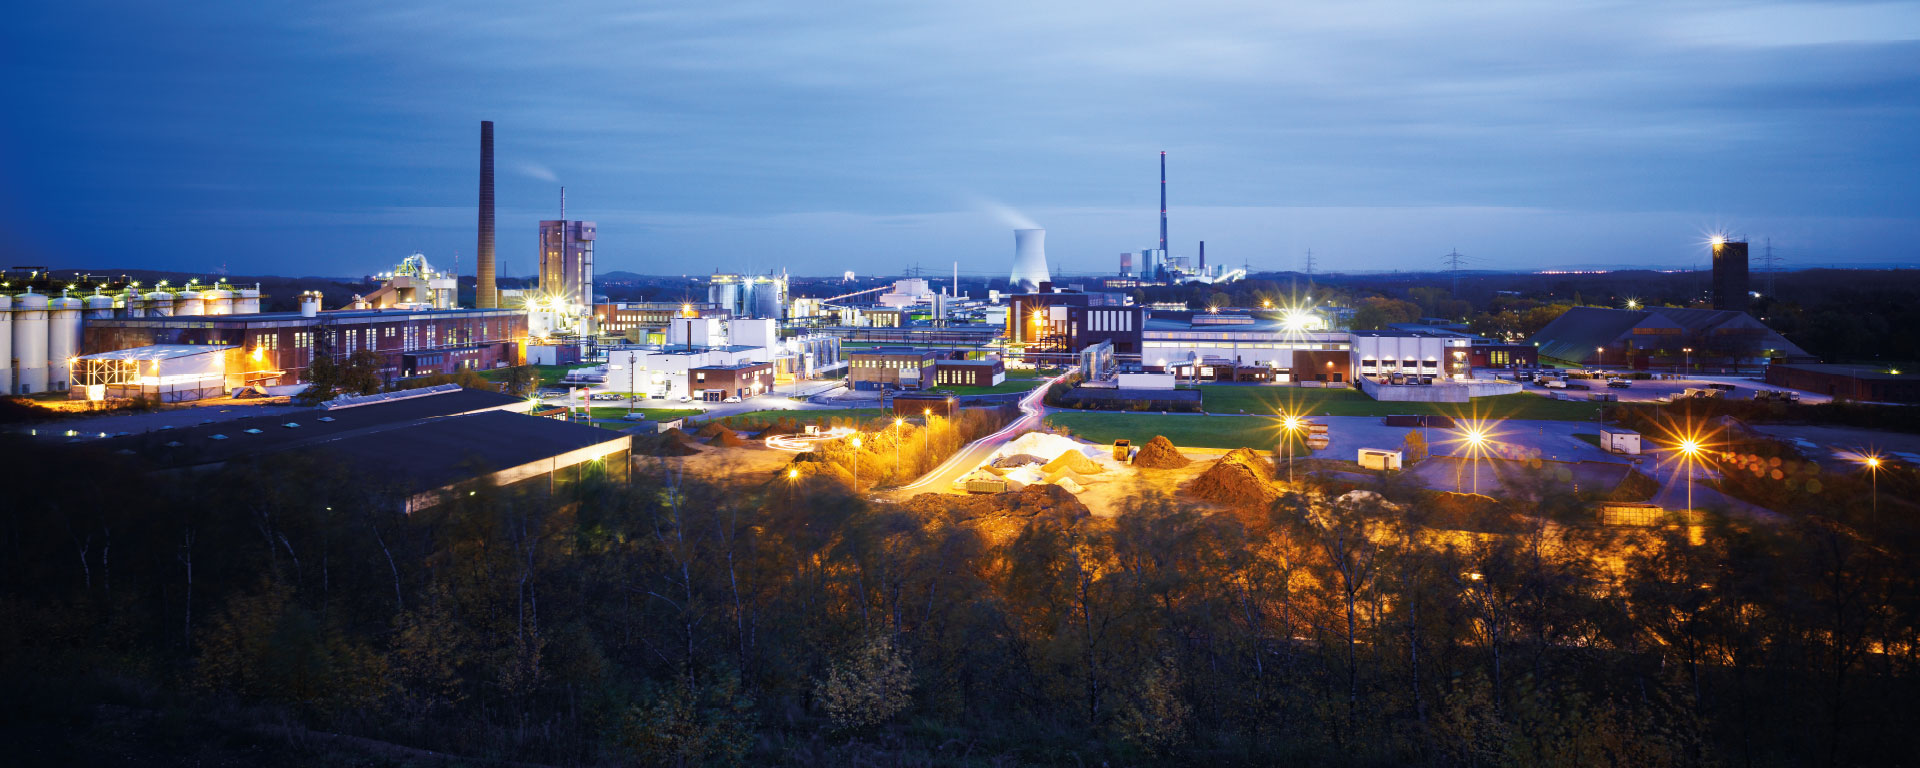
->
left=902, top=485, right=1090, bottom=545
left=1607, top=467, right=1662, bottom=502
left=1041, top=450, right=1107, bottom=476
left=693, top=422, right=731, bottom=439
left=1183, top=448, right=1283, bottom=507
left=660, top=427, right=698, bottom=445
left=713, top=429, right=751, bottom=448
left=993, top=453, right=1047, bottom=468
left=643, top=433, right=702, bottom=456
left=1417, top=491, right=1528, bottom=533
left=1132, top=436, right=1191, bottom=468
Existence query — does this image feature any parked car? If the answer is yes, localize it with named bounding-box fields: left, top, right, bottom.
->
left=1606, top=379, right=1631, bottom=389
left=1544, top=378, right=1568, bottom=389
left=676, top=395, right=693, bottom=402
left=723, top=396, right=742, bottom=404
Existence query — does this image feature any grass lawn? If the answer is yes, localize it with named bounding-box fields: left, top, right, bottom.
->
left=935, top=379, right=1046, bottom=396
left=478, top=364, right=575, bottom=389
left=1189, top=385, right=1604, bottom=421
left=711, top=408, right=888, bottom=428
left=585, top=407, right=702, bottom=421
left=1044, top=412, right=1297, bottom=450
left=1006, top=368, right=1060, bottom=379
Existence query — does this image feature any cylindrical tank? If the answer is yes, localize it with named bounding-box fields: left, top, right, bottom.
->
left=121, top=290, right=144, bottom=319
left=236, top=287, right=260, bottom=314
left=0, top=294, right=13, bottom=394
left=299, top=292, right=321, bottom=318
left=85, top=293, right=115, bottom=319
left=12, top=292, right=49, bottom=394
left=47, top=296, right=82, bottom=391
left=175, top=290, right=204, bottom=316
left=202, top=288, right=233, bottom=316
left=350, top=294, right=370, bottom=310
left=145, top=291, right=174, bottom=317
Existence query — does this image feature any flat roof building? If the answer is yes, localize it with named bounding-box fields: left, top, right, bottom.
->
left=1526, top=305, right=1807, bottom=369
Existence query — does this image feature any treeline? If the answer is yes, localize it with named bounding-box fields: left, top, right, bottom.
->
left=2, top=432, right=1916, bottom=765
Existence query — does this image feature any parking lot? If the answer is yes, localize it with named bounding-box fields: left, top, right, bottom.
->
left=1496, top=372, right=1832, bottom=405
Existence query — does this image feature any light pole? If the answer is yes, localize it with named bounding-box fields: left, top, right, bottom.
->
left=1682, top=347, right=1692, bottom=377
left=1678, top=437, right=1701, bottom=512
left=851, top=435, right=863, bottom=490
left=894, top=417, right=903, bottom=478
left=1281, top=413, right=1301, bottom=484
left=1596, top=347, right=1605, bottom=369
left=1865, top=455, right=1881, bottom=515
left=1463, top=427, right=1488, bottom=494
left=924, top=408, right=932, bottom=465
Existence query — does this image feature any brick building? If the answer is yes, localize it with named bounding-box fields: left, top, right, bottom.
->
left=848, top=349, right=938, bottom=390
left=932, top=358, right=1005, bottom=387
left=82, top=308, right=526, bottom=386
left=688, top=361, right=775, bottom=402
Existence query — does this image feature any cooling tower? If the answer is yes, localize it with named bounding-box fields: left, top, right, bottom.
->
left=476, top=120, right=498, bottom=309
left=1010, top=228, right=1050, bottom=293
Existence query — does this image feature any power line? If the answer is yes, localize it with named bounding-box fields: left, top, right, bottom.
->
left=1443, top=248, right=1469, bottom=297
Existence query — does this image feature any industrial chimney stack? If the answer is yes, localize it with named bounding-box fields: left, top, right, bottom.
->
left=476, top=121, right=498, bottom=309
left=1158, top=151, right=1168, bottom=256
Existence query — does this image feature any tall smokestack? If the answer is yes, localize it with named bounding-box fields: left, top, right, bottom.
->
left=1199, top=240, right=1205, bottom=273
left=1158, top=151, right=1167, bottom=256
left=476, top=121, right=498, bottom=309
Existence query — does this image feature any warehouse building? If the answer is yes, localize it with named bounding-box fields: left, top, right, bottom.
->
left=1527, top=306, right=1809, bottom=369
left=98, top=385, right=627, bottom=511
left=848, top=349, right=940, bottom=390
left=1765, top=363, right=1919, bottom=404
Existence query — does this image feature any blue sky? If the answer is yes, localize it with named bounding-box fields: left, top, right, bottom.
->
left=2, top=0, right=1917, bottom=278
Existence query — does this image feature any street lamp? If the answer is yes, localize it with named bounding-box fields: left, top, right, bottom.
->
left=1862, top=454, right=1883, bottom=515
left=850, top=435, right=863, bottom=490
left=1462, top=426, right=1488, bottom=494
left=924, top=408, right=933, bottom=460
left=1281, top=413, right=1302, bottom=484
left=1677, top=437, right=1702, bottom=512
left=1682, top=347, right=1692, bottom=376
left=894, top=417, right=904, bottom=477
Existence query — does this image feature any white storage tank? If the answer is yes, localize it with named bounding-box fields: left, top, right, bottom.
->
left=299, top=292, right=321, bottom=318
left=12, top=292, right=48, bottom=394
left=146, top=290, right=174, bottom=316
left=176, top=290, right=205, bottom=316
left=202, top=288, right=234, bottom=316
left=0, top=294, right=12, bottom=394
left=236, top=286, right=261, bottom=314
left=47, top=296, right=82, bottom=391
left=121, top=290, right=144, bottom=318
left=85, top=292, right=115, bottom=319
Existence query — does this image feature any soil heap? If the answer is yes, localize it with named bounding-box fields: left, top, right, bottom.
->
left=645, top=427, right=702, bottom=456
left=992, top=453, right=1047, bottom=468
left=693, top=422, right=731, bottom=439
left=712, top=429, right=751, bottom=448
left=1041, top=450, right=1107, bottom=476
left=1183, top=447, right=1282, bottom=507
left=901, top=485, right=1090, bottom=546
left=1132, top=435, right=1191, bottom=468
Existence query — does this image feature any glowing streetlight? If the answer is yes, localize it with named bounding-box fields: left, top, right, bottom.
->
left=1677, top=437, right=1703, bottom=512
left=924, top=408, right=933, bottom=458
left=850, top=434, right=863, bottom=490
left=1461, top=426, right=1489, bottom=494
left=1682, top=347, right=1692, bottom=375
left=1280, top=413, right=1303, bottom=484
left=894, top=417, right=904, bottom=475
left=1861, top=454, right=1883, bottom=515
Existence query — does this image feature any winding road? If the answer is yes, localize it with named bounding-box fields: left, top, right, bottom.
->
left=892, top=367, right=1074, bottom=496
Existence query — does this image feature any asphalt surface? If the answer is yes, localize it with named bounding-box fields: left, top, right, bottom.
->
left=893, top=368, right=1069, bottom=495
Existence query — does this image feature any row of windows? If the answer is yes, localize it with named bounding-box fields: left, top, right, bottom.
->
left=1360, top=359, right=1440, bottom=368
left=1087, top=309, right=1135, bottom=333
left=1143, top=342, right=1349, bottom=350
left=852, top=358, right=929, bottom=369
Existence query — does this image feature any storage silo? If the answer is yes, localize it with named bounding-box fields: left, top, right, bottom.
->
left=176, top=290, right=205, bottom=316
left=145, top=290, right=174, bottom=317
left=121, top=290, right=144, bottom=319
left=236, top=287, right=260, bottom=314
left=750, top=278, right=780, bottom=319
left=12, top=292, right=48, bottom=393
left=47, top=296, right=82, bottom=391
left=300, top=292, right=321, bottom=318
left=203, top=287, right=233, bottom=316
left=85, top=292, right=115, bottom=319
left=0, top=294, right=12, bottom=394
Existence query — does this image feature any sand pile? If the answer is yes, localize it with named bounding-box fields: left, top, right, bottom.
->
left=1183, top=448, right=1283, bottom=507
left=644, top=429, right=703, bottom=457
left=694, top=422, right=731, bottom=439
left=713, top=429, right=751, bottom=448
left=1041, top=450, right=1107, bottom=476
left=1132, top=436, right=1191, bottom=468
left=661, top=427, right=697, bottom=444
left=1418, top=491, right=1526, bottom=533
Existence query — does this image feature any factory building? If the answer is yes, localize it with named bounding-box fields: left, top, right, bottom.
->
left=932, top=358, right=1005, bottom=387
left=97, top=385, right=627, bottom=512
left=1526, top=305, right=1807, bottom=369
left=602, top=346, right=765, bottom=401
left=356, top=252, right=458, bottom=310
left=1006, top=287, right=1142, bottom=358
left=82, top=300, right=527, bottom=390
left=689, top=361, right=776, bottom=402
left=593, top=301, right=728, bottom=343
left=538, top=217, right=596, bottom=328
left=708, top=273, right=789, bottom=319
left=1712, top=237, right=1750, bottom=312
left=848, top=349, right=940, bottom=391
left=1350, top=330, right=1472, bottom=383
left=6, top=282, right=265, bottom=395
left=1765, top=363, right=1919, bottom=404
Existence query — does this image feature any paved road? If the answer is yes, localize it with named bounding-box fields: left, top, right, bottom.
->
left=892, top=368, right=1071, bottom=496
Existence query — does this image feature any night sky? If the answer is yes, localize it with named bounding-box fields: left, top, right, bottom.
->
left=2, top=0, right=1916, bottom=278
